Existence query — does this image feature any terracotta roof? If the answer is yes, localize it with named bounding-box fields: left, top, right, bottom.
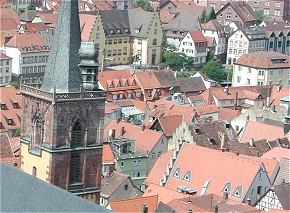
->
left=202, top=20, right=223, bottom=31
left=0, top=8, right=20, bottom=24
left=38, top=12, right=58, bottom=24
left=189, top=30, right=207, bottom=43
left=145, top=150, right=173, bottom=186
left=143, top=184, right=188, bottom=204
left=218, top=107, right=240, bottom=121
left=135, top=129, right=163, bottom=153
left=165, top=144, right=275, bottom=201
left=25, top=22, right=47, bottom=33
left=168, top=194, right=263, bottom=213
left=151, top=115, right=183, bottom=137
left=98, top=70, right=141, bottom=92
left=79, top=13, right=96, bottom=41
left=177, top=77, right=206, bottom=93
left=108, top=195, right=158, bottom=212
left=102, top=143, right=115, bottom=164
left=101, top=171, right=129, bottom=198
left=160, top=11, right=175, bottom=24
left=104, top=120, right=142, bottom=140
left=5, top=33, right=50, bottom=53
left=0, top=52, right=11, bottom=59
left=234, top=51, right=290, bottom=69
left=270, top=85, right=290, bottom=106
left=0, top=86, right=22, bottom=133
left=105, top=102, right=121, bottom=114
left=240, top=121, right=287, bottom=143
left=262, top=147, right=290, bottom=162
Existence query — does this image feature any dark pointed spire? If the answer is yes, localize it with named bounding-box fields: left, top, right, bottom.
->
left=41, top=0, right=82, bottom=93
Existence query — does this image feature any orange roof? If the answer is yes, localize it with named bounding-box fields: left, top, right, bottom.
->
left=189, top=30, right=207, bottom=43
left=105, top=102, right=121, bottom=114
left=102, top=143, right=115, bottom=164
left=143, top=184, right=188, bottom=204
left=160, top=11, right=175, bottom=24
left=135, top=71, right=161, bottom=89
left=0, top=86, right=22, bottom=133
left=104, top=120, right=142, bottom=140
left=25, top=22, right=47, bottom=33
left=5, top=33, right=49, bottom=53
left=240, top=121, right=287, bottom=144
left=0, top=52, right=11, bottom=59
left=218, top=107, right=241, bottom=121
left=145, top=150, right=173, bottom=186
left=262, top=147, right=290, bottom=162
left=270, top=85, right=290, bottom=106
left=153, top=115, right=183, bottom=137
left=0, top=8, right=20, bottom=24
left=98, top=70, right=141, bottom=92
left=165, top=144, right=274, bottom=202
left=135, top=129, right=163, bottom=153
left=108, top=195, right=158, bottom=212
left=234, top=51, right=290, bottom=69
left=80, top=13, right=96, bottom=41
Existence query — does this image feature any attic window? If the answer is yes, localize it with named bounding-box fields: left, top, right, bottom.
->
left=200, top=180, right=211, bottom=195
left=7, top=119, right=13, bottom=125
left=183, top=171, right=192, bottom=182
left=147, top=90, right=152, bottom=97
left=109, top=82, right=114, bottom=88
left=222, top=183, right=232, bottom=194
left=271, top=59, right=286, bottom=64
left=1, top=104, right=6, bottom=110
left=173, top=168, right=181, bottom=179
left=124, top=80, right=128, bottom=86
left=0, top=122, right=3, bottom=129
left=232, top=186, right=243, bottom=198
left=117, top=29, right=121, bottom=34
left=125, top=28, right=129, bottom=33
left=117, top=81, right=122, bottom=87
left=135, top=28, right=140, bottom=33
left=132, top=80, right=136, bottom=86
left=110, top=29, right=114, bottom=34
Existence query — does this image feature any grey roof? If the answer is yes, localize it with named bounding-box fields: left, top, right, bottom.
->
left=122, top=106, right=144, bottom=117
left=273, top=182, right=290, bottom=210
left=41, top=0, right=82, bottom=93
left=0, top=162, right=111, bottom=212
left=19, top=10, right=38, bottom=22
left=177, top=77, right=206, bottom=93
left=98, top=10, right=131, bottom=37
left=128, top=10, right=155, bottom=38
left=274, top=158, right=290, bottom=186
left=164, top=15, right=199, bottom=31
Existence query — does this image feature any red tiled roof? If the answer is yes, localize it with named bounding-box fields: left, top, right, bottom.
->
left=0, top=86, right=22, bottom=133
left=218, top=107, right=241, bottom=121
left=102, top=143, right=115, bottom=164
left=143, top=184, right=188, bottom=204
left=240, top=121, right=287, bottom=144
left=160, top=11, right=175, bottom=24
left=0, top=8, right=20, bottom=24
left=262, top=147, right=290, bottom=162
left=104, top=120, right=142, bottom=140
left=0, top=52, right=11, bottom=59
left=105, top=102, right=121, bottom=114
left=189, top=30, right=207, bottom=43
left=135, top=129, right=163, bottom=153
left=108, top=195, right=158, bottom=212
left=154, top=115, right=183, bottom=137
left=25, top=22, right=47, bottom=33
left=38, top=12, right=58, bottom=24
left=165, top=144, right=275, bottom=201
left=234, top=51, right=290, bottom=69
left=80, top=13, right=96, bottom=41
left=202, top=20, right=223, bottom=31
left=5, top=33, right=49, bottom=53
left=135, top=71, right=162, bottom=89
left=270, top=85, right=290, bottom=106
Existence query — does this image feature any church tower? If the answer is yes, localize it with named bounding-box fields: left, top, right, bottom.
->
left=20, top=1, right=106, bottom=203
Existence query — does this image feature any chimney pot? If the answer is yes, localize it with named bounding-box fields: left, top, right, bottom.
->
left=246, top=197, right=251, bottom=206
left=120, top=126, right=125, bottom=136
left=249, top=138, right=254, bottom=147
left=141, top=124, right=145, bottom=132
left=255, top=150, right=260, bottom=157
left=223, top=192, right=228, bottom=201
left=13, top=160, right=18, bottom=166
left=272, top=105, right=276, bottom=112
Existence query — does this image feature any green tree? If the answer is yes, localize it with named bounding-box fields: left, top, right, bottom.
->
left=176, top=70, right=195, bottom=78
left=10, top=81, right=20, bottom=89
left=207, top=7, right=216, bottom=22
left=201, top=60, right=227, bottom=82
left=255, top=9, right=265, bottom=24
left=206, top=49, right=215, bottom=62
left=27, top=2, right=36, bottom=10
left=18, top=8, right=25, bottom=15
left=134, top=0, right=153, bottom=12
left=200, top=8, right=207, bottom=24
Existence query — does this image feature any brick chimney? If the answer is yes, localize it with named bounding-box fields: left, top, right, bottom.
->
left=120, top=126, right=125, bottom=136
left=246, top=197, right=251, bottom=206
left=141, top=124, right=145, bottom=132
left=141, top=205, right=148, bottom=213
left=223, top=192, right=228, bottom=201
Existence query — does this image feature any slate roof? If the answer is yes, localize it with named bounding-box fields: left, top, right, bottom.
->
left=19, top=10, right=38, bottom=22
left=41, top=0, right=82, bottom=93
left=234, top=51, right=290, bottom=69
left=273, top=183, right=290, bottom=210
left=177, top=77, right=206, bottom=93
left=164, top=14, right=199, bottom=31
left=101, top=171, right=129, bottom=198
left=273, top=158, right=290, bottom=186
left=0, top=162, right=111, bottom=212
left=128, top=10, right=155, bottom=38
left=109, top=195, right=158, bottom=212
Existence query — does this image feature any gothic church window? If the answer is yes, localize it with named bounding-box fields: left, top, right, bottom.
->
left=71, top=120, right=83, bottom=147
left=32, top=117, right=43, bottom=148
left=70, top=153, right=81, bottom=183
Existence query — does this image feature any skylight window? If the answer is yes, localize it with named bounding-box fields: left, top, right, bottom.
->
left=183, top=171, right=192, bottom=182
left=173, top=168, right=181, bottom=179
left=232, top=186, right=243, bottom=199
left=222, top=182, right=232, bottom=194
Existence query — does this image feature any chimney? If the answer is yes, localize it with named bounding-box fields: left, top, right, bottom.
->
left=124, top=117, right=129, bottom=123
left=120, top=126, right=125, bottom=136
left=188, top=209, right=192, bottom=213
left=111, top=129, right=116, bottom=138
left=255, top=150, right=260, bottom=157
left=249, top=138, right=254, bottom=147
left=236, top=151, right=239, bottom=156
left=224, top=86, right=229, bottom=95
left=234, top=91, right=238, bottom=110
left=106, top=165, right=112, bottom=176
left=141, top=124, right=145, bottom=132
left=220, top=133, right=225, bottom=150
left=223, top=192, right=228, bottom=201
left=213, top=204, right=218, bottom=213
left=272, top=105, right=276, bottom=113
left=13, top=160, right=18, bottom=167
left=246, top=197, right=251, bottom=206
left=116, top=118, right=121, bottom=124
left=141, top=205, right=148, bottom=213
left=266, top=97, right=270, bottom=107
left=277, top=84, right=282, bottom=92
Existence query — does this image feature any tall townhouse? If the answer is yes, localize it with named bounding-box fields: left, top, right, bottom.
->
left=208, top=0, right=290, bottom=21
left=202, top=20, right=227, bottom=63
left=226, top=27, right=266, bottom=65
left=2, top=33, right=50, bottom=84
left=232, top=51, right=290, bottom=87
left=0, top=53, right=12, bottom=86
left=82, top=10, right=163, bottom=70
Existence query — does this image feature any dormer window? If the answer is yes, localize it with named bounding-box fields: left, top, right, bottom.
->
left=109, top=82, right=114, bottom=88
left=110, top=29, right=114, bottom=34
left=7, top=119, right=13, bottom=125
left=147, top=90, right=152, bottom=97
left=183, top=171, right=192, bottom=182
left=117, top=81, right=122, bottom=87
left=1, top=104, right=6, bottom=110
left=13, top=103, right=19, bottom=109
left=125, top=28, right=129, bottom=33
left=173, top=168, right=181, bottom=179
left=132, top=80, right=136, bottom=86
left=117, top=29, right=121, bottom=34
left=124, top=80, right=128, bottom=86
left=135, top=28, right=140, bottom=33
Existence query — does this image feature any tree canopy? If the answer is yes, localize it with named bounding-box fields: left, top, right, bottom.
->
left=162, top=52, right=194, bottom=70
left=134, top=0, right=154, bottom=12
left=176, top=70, right=195, bottom=78
left=207, top=7, right=216, bottom=22
left=200, top=8, right=207, bottom=24
left=201, top=60, right=227, bottom=82
left=27, top=3, right=36, bottom=10
left=255, top=9, right=266, bottom=24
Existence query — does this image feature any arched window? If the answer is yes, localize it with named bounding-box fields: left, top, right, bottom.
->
left=71, top=120, right=83, bottom=147
left=70, top=153, right=80, bottom=183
